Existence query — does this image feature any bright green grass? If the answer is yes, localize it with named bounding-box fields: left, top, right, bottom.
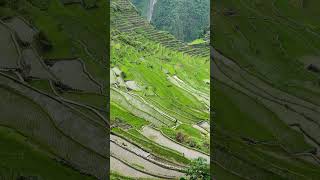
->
left=110, top=172, right=136, bottom=180
left=162, top=124, right=209, bottom=153
left=112, top=128, right=190, bottom=165
left=188, top=38, right=206, bottom=45
left=0, top=126, right=95, bottom=180
left=111, top=33, right=209, bottom=125
left=110, top=2, right=209, bottom=178
left=110, top=103, right=149, bottom=129
left=176, top=124, right=203, bottom=139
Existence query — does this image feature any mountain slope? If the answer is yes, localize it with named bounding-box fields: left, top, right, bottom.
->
left=131, top=0, right=210, bottom=42
left=212, top=0, right=320, bottom=179
left=0, top=0, right=108, bottom=179
left=110, top=0, right=210, bottom=179
left=151, top=0, right=210, bottom=42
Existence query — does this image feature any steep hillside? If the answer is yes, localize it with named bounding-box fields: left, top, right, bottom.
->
left=131, top=0, right=210, bottom=42
left=0, top=0, right=108, bottom=179
left=212, top=0, right=320, bottom=179
left=131, top=0, right=150, bottom=19
left=110, top=0, right=210, bottom=179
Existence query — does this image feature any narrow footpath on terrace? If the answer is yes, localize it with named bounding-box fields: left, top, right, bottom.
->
left=141, top=126, right=210, bottom=163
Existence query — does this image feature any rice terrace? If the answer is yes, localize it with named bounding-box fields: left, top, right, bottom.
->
left=110, top=0, right=210, bottom=179
left=0, top=0, right=108, bottom=179
left=212, top=0, right=320, bottom=179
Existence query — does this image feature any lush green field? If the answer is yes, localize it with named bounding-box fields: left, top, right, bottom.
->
left=0, top=126, right=95, bottom=179
left=212, top=0, right=320, bottom=179
left=110, top=0, right=210, bottom=179
left=0, top=0, right=108, bottom=179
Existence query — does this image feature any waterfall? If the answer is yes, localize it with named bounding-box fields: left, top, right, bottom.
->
left=147, top=0, right=157, bottom=22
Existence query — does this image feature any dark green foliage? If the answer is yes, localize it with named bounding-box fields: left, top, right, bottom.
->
left=131, top=0, right=149, bottom=17
left=175, top=131, right=186, bottom=143
left=151, top=0, right=209, bottom=42
left=0, top=0, right=7, bottom=6
left=35, top=31, right=53, bottom=52
left=27, top=0, right=51, bottom=10
left=186, top=157, right=210, bottom=180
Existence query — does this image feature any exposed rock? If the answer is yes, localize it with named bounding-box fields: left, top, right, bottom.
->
left=198, top=121, right=210, bottom=132
left=203, top=79, right=210, bottom=85
left=112, top=66, right=123, bottom=77
left=110, top=70, right=116, bottom=85
left=125, top=80, right=141, bottom=91
left=162, top=68, right=169, bottom=74
left=116, top=76, right=126, bottom=87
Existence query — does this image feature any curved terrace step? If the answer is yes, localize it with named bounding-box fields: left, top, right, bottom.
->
left=111, top=141, right=184, bottom=179
left=141, top=126, right=210, bottom=163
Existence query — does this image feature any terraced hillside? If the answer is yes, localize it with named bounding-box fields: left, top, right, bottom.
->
left=0, top=0, right=108, bottom=179
left=110, top=0, right=210, bottom=179
left=111, top=0, right=210, bottom=58
left=212, top=0, right=320, bottom=179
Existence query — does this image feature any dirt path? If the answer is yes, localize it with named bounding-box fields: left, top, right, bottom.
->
left=111, top=141, right=184, bottom=178
left=110, top=156, right=160, bottom=179
left=141, top=126, right=210, bottom=163
left=111, top=134, right=186, bottom=169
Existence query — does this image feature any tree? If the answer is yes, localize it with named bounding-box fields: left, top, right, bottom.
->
left=185, top=157, right=210, bottom=180
left=35, top=31, right=52, bottom=51
left=176, top=132, right=186, bottom=143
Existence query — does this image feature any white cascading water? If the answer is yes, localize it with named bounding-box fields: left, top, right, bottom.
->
left=147, top=0, right=157, bottom=22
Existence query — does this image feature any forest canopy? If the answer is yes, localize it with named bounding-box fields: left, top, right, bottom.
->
left=132, top=0, right=210, bottom=42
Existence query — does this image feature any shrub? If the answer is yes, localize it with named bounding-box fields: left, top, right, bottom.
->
left=36, top=31, right=52, bottom=51
left=186, top=157, right=210, bottom=180
left=188, top=139, right=196, bottom=148
left=175, top=132, right=185, bottom=143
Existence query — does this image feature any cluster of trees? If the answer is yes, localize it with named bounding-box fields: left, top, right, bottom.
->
left=132, top=0, right=210, bottom=42
left=181, top=158, right=210, bottom=180
left=132, top=0, right=150, bottom=17
left=151, top=0, right=209, bottom=42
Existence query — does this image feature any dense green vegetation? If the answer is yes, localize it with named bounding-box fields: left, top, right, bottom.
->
left=186, top=158, right=210, bottom=180
left=212, top=0, right=320, bottom=179
left=0, top=126, right=95, bottom=179
left=132, top=0, right=150, bottom=18
left=132, top=0, right=210, bottom=42
left=0, top=0, right=108, bottom=179
left=110, top=0, right=209, bottom=179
